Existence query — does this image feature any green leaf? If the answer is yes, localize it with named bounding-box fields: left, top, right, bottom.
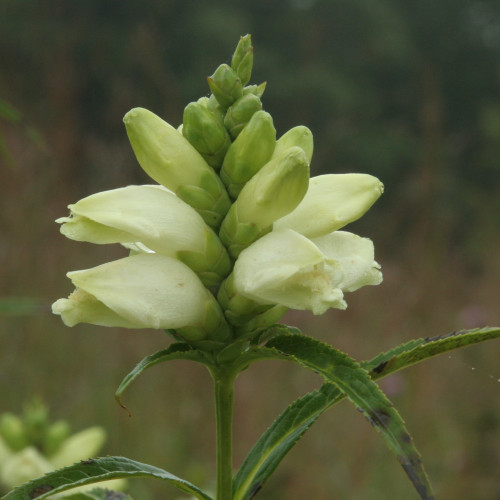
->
left=115, top=343, right=210, bottom=413
left=234, top=326, right=499, bottom=499
left=363, top=326, right=500, bottom=376
left=233, top=383, right=340, bottom=500
left=1, top=456, right=212, bottom=500
left=251, top=334, right=435, bottom=500
left=64, top=488, right=134, bottom=499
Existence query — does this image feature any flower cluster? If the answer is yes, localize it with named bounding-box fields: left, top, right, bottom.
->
left=0, top=401, right=125, bottom=493
left=52, top=35, right=383, bottom=351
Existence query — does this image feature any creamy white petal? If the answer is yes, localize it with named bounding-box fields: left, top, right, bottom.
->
left=52, top=254, right=211, bottom=330
left=50, top=427, right=106, bottom=469
left=273, top=173, right=383, bottom=238
left=234, top=229, right=346, bottom=314
left=0, top=447, right=52, bottom=488
left=311, top=231, right=382, bottom=292
left=58, top=185, right=207, bottom=256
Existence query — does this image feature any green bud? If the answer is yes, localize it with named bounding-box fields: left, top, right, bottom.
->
left=43, top=420, right=71, bottom=457
left=243, top=82, right=267, bottom=98
left=0, top=413, right=28, bottom=452
left=235, top=305, right=289, bottom=338
left=182, top=100, right=231, bottom=169
left=206, top=95, right=225, bottom=121
left=23, top=400, right=49, bottom=446
left=124, top=107, right=231, bottom=229
left=231, top=34, right=253, bottom=86
left=176, top=226, right=231, bottom=288
left=219, top=146, right=310, bottom=258
left=217, top=273, right=273, bottom=326
left=224, top=94, right=263, bottom=139
left=207, top=64, right=243, bottom=109
left=220, top=110, right=276, bottom=199
left=177, top=292, right=233, bottom=346
left=273, top=126, right=314, bottom=163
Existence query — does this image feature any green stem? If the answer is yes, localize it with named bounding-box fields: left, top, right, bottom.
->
left=212, top=365, right=237, bottom=500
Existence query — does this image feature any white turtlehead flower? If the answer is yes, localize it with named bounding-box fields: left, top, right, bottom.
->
left=49, top=427, right=105, bottom=469
left=273, top=173, right=384, bottom=238
left=310, top=231, right=382, bottom=293
left=233, top=229, right=381, bottom=315
left=57, top=185, right=206, bottom=254
left=56, top=185, right=230, bottom=286
left=0, top=447, right=52, bottom=489
left=52, top=253, right=217, bottom=332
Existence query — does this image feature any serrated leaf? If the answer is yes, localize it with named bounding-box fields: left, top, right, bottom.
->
left=254, top=334, right=435, bottom=500
left=363, top=326, right=500, bottom=376
left=2, top=456, right=212, bottom=500
left=233, top=383, right=340, bottom=500
left=64, top=488, right=134, bottom=500
left=234, top=326, right=499, bottom=499
left=115, top=343, right=210, bottom=413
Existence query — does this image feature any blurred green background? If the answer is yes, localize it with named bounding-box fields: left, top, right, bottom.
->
left=1, top=1, right=499, bottom=498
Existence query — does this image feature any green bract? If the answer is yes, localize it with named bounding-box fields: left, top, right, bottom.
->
left=52, top=34, right=383, bottom=349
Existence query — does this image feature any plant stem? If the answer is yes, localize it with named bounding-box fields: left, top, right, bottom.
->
left=212, top=365, right=236, bottom=500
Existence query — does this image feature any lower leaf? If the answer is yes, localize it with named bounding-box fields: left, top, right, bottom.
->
left=234, top=326, right=499, bottom=500
left=2, top=456, right=212, bottom=500
left=265, top=334, right=435, bottom=500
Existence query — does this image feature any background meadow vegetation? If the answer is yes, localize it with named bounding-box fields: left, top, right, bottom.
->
left=0, top=1, right=499, bottom=498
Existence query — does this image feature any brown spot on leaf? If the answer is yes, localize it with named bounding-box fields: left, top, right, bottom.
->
left=369, top=407, right=393, bottom=428
left=29, top=485, right=54, bottom=499
left=372, top=360, right=388, bottom=374
left=424, top=330, right=458, bottom=343
left=249, top=481, right=262, bottom=499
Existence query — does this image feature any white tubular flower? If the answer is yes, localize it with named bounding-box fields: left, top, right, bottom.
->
left=49, top=427, right=105, bottom=469
left=52, top=254, right=228, bottom=342
left=233, top=229, right=382, bottom=315
left=56, top=185, right=230, bottom=286
left=0, top=447, right=52, bottom=489
left=310, top=231, right=382, bottom=292
left=233, top=229, right=345, bottom=314
left=273, top=173, right=384, bottom=238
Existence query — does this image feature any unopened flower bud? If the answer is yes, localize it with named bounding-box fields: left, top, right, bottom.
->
left=123, top=108, right=231, bottom=229
left=207, top=64, right=243, bottom=109
left=220, top=110, right=276, bottom=198
left=224, top=94, right=263, bottom=139
left=0, top=413, right=28, bottom=452
left=273, top=126, right=314, bottom=163
left=219, top=147, right=310, bottom=258
left=182, top=100, right=231, bottom=169
left=242, top=82, right=266, bottom=98
left=231, top=34, right=253, bottom=86
left=43, top=420, right=71, bottom=457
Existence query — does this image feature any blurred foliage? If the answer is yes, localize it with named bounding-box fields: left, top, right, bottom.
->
left=0, top=1, right=499, bottom=499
